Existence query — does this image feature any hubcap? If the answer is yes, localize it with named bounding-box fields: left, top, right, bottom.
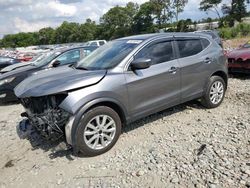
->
left=83, top=115, right=116, bottom=150
left=209, top=81, right=224, bottom=105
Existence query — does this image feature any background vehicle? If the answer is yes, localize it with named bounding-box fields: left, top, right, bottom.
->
left=17, top=53, right=35, bottom=62
left=227, top=41, right=250, bottom=74
left=0, top=46, right=98, bottom=102
left=194, top=30, right=223, bottom=47
left=0, top=56, right=20, bottom=70
left=85, top=40, right=107, bottom=47
left=16, top=33, right=227, bottom=156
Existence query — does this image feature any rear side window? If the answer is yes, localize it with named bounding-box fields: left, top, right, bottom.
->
left=177, top=39, right=203, bottom=58
left=90, top=42, right=98, bottom=46
left=201, top=38, right=210, bottom=49
left=135, top=41, right=174, bottom=65
left=99, top=41, right=105, bottom=46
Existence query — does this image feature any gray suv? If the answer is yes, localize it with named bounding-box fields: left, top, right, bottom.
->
left=15, top=33, right=228, bottom=156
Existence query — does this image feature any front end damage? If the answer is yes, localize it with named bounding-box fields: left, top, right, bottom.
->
left=19, top=95, right=71, bottom=141
left=228, top=58, right=250, bottom=73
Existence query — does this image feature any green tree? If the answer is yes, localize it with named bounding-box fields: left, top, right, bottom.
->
left=100, top=2, right=139, bottom=39
left=176, top=18, right=193, bottom=32
left=199, top=0, right=222, bottom=19
left=171, top=0, right=188, bottom=22
left=54, top=21, right=81, bottom=43
left=221, top=0, right=249, bottom=26
left=0, top=32, right=39, bottom=47
left=38, top=27, right=55, bottom=45
left=229, top=0, right=247, bottom=22
left=79, top=19, right=98, bottom=41
left=150, top=0, right=168, bottom=26
left=132, top=2, right=156, bottom=34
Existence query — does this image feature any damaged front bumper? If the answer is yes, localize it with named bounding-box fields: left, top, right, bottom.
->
left=19, top=95, right=75, bottom=143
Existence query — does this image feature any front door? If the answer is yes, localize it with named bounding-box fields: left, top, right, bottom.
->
left=125, top=39, right=181, bottom=119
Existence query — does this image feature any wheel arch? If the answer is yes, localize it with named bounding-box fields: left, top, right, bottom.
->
left=211, top=70, right=228, bottom=89
left=84, top=100, right=127, bottom=125
left=69, top=98, right=128, bottom=152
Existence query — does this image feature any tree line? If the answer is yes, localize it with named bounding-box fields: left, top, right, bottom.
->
left=0, top=0, right=249, bottom=48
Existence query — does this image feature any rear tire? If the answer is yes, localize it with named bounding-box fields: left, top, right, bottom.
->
left=74, top=106, right=121, bottom=156
left=201, top=76, right=226, bottom=109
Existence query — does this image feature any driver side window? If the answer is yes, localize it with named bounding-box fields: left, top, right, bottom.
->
left=135, top=40, right=174, bottom=65
left=55, top=50, right=80, bottom=65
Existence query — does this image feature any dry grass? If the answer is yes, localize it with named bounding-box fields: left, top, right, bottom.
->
left=223, top=36, right=250, bottom=49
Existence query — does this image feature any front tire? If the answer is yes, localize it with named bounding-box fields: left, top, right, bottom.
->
left=74, top=106, right=121, bottom=156
left=201, top=76, right=226, bottom=109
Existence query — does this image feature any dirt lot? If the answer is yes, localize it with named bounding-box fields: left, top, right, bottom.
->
left=0, top=76, right=249, bottom=188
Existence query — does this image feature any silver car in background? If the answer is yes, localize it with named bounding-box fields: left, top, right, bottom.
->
left=15, top=33, right=228, bottom=156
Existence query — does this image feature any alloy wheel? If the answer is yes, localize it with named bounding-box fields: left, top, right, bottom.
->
left=209, top=81, right=224, bottom=105
left=83, top=115, right=116, bottom=150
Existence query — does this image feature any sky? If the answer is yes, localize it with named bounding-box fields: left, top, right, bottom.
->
left=0, top=0, right=248, bottom=38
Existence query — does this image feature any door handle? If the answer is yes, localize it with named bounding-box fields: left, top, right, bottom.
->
left=168, top=67, right=178, bottom=74
left=204, top=58, right=212, bottom=64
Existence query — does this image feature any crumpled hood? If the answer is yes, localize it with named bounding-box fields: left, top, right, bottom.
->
left=227, top=48, right=250, bottom=61
left=0, top=61, right=33, bottom=73
left=15, top=66, right=106, bottom=98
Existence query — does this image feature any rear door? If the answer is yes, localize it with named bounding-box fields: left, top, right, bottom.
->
left=125, top=38, right=181, bottom=119
left=175, top=37, right=213, bottom=102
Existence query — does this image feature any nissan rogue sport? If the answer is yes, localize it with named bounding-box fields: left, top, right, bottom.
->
left=15, top=33, right=228, bottom=156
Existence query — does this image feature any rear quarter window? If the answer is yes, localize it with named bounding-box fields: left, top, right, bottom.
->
left=177, top=39, right=203, bottom=58
left=201, top=38, right=211, bottom=49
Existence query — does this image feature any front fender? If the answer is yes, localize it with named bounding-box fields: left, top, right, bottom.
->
left=64, top=97, right=128, bottom=149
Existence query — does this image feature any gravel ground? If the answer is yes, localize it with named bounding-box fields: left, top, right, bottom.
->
left=0, top=76, right=249, bottom=188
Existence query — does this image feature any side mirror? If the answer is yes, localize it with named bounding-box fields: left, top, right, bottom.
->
left=130, top=58, right=152, bottom=70
left=52, top=60, right=61, bottom=67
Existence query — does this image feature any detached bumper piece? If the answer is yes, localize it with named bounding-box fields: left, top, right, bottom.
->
left=20, top=95, right=70, bottom=141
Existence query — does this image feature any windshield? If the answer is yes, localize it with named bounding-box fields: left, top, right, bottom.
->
left=33, top=51, right=61, bottom=66
left=31, top=53, right=46, bottom=63
left=76, top=39, right=143, bottom=70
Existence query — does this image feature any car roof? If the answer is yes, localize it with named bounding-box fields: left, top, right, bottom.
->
left=88, top=40, right=106, bottom=42
left=117, top=32, right=210, bottom=41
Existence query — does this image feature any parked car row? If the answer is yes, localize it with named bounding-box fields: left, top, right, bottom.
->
left=0, top=45, right=98, bottom=102
left=0, top=50, right=47, bottom=62
left=1, top=33, right=228, bottom=156
left=0, top=40, right=107, bottom=64
left=0, top=56, right=21, bottom=71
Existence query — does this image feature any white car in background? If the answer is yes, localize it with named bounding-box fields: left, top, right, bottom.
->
left=86, top=40, right=107, bottom=47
